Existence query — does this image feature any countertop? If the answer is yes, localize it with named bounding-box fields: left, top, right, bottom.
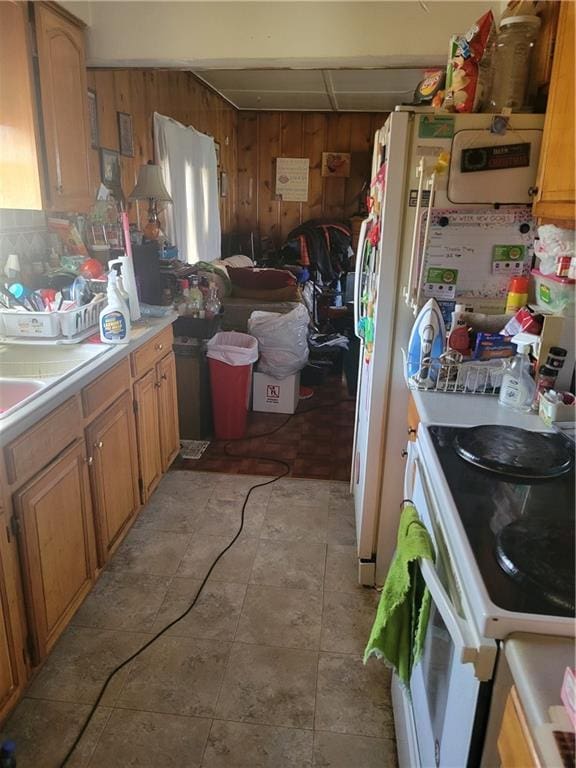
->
left=505, top=634, right=575, bottom=765
left=412, top=390, right=552, bottom=431
left=0, top=314, right=176, bottom=448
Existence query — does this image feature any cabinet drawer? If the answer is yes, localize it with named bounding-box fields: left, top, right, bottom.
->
left=131, top=326, right=174, bottom=379
left=82, top=358, right=130, bottom=419
left=4, top=396, right=81, bottom=487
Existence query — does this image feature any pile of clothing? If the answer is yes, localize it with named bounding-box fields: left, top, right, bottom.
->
left=280, top=219, right=352, bottom=282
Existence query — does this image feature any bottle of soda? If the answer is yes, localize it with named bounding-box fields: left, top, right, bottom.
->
left=0, top=740, right=16, bottom=767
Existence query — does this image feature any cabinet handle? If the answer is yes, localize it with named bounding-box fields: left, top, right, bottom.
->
left=407, top=427, right=417, bottom=436
left=85, top=456, right=94, bottom=466
left=401, top=449, right=408, bottom=458
left=528, top=185, right=538, bottom=197
left=155, top=343, right=164, bottom=351
left=56, top=184, right=63, bottom=194
left=94, top=441, right=103, bottom=449
left=161, top=373, right=168, bottom=380
left=154, top=381, right=162, bottom=389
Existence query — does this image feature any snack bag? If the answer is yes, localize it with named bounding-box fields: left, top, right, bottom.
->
left=448, top=10, right=495, bottom=112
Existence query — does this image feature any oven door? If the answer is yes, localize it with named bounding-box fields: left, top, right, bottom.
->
left=396, top=447, right=497, bottom=768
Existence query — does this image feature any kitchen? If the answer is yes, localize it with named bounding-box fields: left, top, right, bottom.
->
left=0, top=1, right=575, bottom=767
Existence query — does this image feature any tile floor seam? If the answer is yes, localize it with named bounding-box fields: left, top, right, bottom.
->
left=198, top=718, right=216, bottom=767
left=82, top=706, right=115, bottom=768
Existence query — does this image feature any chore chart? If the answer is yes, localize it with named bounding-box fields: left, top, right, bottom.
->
left=419, top=208, right=535, bottom=301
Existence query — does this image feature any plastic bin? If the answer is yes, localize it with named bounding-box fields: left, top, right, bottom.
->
left=206, top=331, right=259, bottom=439
left=531, top=269, right=575, bottom=316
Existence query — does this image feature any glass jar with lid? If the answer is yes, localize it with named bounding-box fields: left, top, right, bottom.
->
left=487, top=15, right=541, bottom=113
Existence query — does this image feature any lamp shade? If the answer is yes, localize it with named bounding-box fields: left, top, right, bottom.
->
left=129, top=162, right=173, bottom=203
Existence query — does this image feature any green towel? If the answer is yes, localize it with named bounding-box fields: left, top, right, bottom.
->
left=364, top=503, right=435, bottom=689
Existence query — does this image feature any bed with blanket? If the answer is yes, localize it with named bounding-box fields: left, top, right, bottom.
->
left=194, top=255, right=305, bottom=331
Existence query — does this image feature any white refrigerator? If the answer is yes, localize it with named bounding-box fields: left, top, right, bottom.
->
left=351, top=108, right=544, bottom=586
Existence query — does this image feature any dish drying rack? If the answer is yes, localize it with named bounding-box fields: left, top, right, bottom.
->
left=0, top=297, right=106, bottom=344
left=403, top=350, right=506, bottom=396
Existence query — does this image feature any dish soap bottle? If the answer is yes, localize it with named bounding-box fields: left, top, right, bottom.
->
left=99, top=269, right=131, bottom=344
left=498, top=342, right=536, bottom=411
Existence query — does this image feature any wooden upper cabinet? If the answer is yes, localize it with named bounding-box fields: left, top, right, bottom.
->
left=34, top=2, right=91, bottom=212
left=533, top=1, right=576, bottom=223
left=0, top=1, right=44, bottom=209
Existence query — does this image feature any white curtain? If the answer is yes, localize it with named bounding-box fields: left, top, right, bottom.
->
left=153, top=112, right=221, bottom=263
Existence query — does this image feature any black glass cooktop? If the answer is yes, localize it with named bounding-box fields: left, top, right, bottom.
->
left=427, top=425, right=575, bottom=618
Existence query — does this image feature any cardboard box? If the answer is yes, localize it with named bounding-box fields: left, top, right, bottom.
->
left=253, top=371, right=300, bottom=414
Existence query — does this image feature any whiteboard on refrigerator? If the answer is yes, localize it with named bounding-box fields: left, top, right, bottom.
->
left=419, top=208, right=535, bottom=302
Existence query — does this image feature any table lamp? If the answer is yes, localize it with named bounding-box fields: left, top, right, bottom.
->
left=129, top=162, right=173, bottom=241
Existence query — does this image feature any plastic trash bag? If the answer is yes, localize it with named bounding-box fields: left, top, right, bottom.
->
left=206, top=331, right=259, bottom=366
left=248, top=304, right=310, bottom=379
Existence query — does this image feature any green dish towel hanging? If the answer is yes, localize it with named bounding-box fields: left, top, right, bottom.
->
left=364, top=502, right=435, bottom=689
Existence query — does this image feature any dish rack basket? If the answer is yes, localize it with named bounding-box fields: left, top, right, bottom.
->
left=403, top=349, right=506, bottom=396
left=0, top=297, right=106, bottom=341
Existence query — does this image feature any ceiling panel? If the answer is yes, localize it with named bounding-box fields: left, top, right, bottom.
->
left=198, top=69, right=326, bottom=92
left=194, top=67, right=426, bottom=111
left=223, top=90, right=333, bottom=111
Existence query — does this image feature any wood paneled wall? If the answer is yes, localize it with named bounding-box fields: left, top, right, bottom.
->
left=237, top=111, right=387, bottom=245
left=86, top=69, right=238, bottom=233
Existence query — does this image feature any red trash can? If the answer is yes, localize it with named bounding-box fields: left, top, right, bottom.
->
left=206, top=331, right=259, bottom=439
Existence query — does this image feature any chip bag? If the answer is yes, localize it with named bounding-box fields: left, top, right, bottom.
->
left=448, top=10, right=495, bottom=113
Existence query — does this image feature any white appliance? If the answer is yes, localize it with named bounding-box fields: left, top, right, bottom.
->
left=351, top=109, right=544, bottom=586
left=394, top=424, right=574, bottom=768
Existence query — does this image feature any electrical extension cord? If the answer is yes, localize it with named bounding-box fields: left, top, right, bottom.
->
left=59, top=397, right=352, bottom=766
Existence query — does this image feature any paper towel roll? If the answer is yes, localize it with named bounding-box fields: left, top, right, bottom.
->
left=108, top=255, right=141, bottom=322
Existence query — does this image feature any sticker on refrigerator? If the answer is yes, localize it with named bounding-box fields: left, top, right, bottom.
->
left=418, top=115, right=454, bottom=139
left=424, top=267, right=458, bottom=299
left=460, top=143, right=531, bottom=173
left=491, top=245, right=527, bottom=275
left=408, top=189, right=432, bottom=207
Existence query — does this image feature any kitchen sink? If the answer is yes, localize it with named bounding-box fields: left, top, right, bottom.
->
left=0, top=343, right=111, bottom=379
left=0, top=343, right=113, bottom=420
left=0, top=378, right=48, bottom=416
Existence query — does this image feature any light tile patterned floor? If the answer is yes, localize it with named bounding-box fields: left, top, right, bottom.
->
left=0, top=472, right=397, bottom=768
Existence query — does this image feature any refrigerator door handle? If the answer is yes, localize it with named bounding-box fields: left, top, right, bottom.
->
left=353, top=218, right=370, bottom=340
left=414, top=170, right=437, bottom=310
left=405, top=158, right=425, bottom=309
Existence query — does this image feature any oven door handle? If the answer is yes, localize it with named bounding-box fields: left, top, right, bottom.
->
left=419, top=557, right=496, bottom=682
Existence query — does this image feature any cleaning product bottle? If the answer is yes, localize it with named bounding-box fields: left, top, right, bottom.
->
left=99, top=269, right=131, bottom=344
left=0, top=740, right=16, bottom=767
left=111, top=262, right=130, bottom=315
left=187, top=275, right=204, bottom=318
left=498, top=342, right=536, bottom=411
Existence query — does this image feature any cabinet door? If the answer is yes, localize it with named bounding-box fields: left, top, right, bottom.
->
left=533, top=1, right=575, bottom=222
left=14, top=440, right=96, bottom=662
left=0, top=1, right=43, bottom=209
left=134, top=369, right=163, bottom=503
left=86, top=393, right=140, bottom=566
left=157, top=352, right=180, bottom=472
left=0, top=503, right=28, bottom=722
left=34, top=3, right=91, bottom=212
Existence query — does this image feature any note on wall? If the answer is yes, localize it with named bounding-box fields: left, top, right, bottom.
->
left=420, top=208, right=535, bottom=301
left=275, top=158, right=309, bottom=201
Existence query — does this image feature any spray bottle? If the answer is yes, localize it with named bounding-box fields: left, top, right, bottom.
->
left=99, top=269, right=131, bottom=344
left=111, top=262, right=130, bottom=315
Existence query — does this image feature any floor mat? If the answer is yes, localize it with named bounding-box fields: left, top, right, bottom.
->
left=179, top=440, right=210, bottom=460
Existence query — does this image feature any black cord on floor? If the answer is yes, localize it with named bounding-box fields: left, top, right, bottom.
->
left=59, top=397, right=352, bottom=766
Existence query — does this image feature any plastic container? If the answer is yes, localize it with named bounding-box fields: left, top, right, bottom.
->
left=505, top=276, right=529, bottom=314
left=531, top=269, right=575, bottom=315
left=206, top=331, right=258, bottom=439
left=488, top=15, right=541, bottom=112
